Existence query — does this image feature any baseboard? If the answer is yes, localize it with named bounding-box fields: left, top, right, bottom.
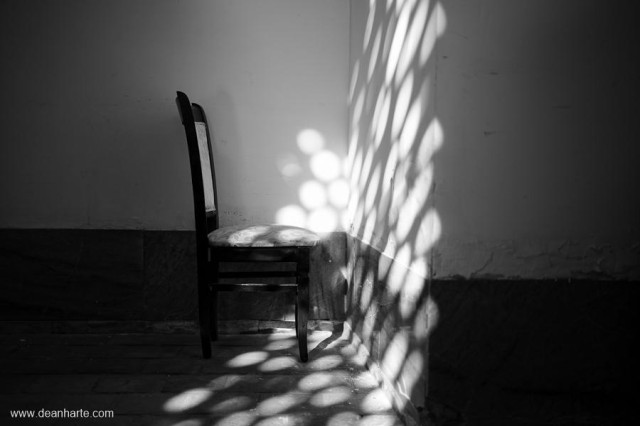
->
left=0, top=228, right=347, bottom=322
left=343, top=321, right=422, bottom=426
left=0, top=319, right=343, bottom=335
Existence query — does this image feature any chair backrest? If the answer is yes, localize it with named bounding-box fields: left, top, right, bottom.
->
left=176, top=91, right=219, bottom=237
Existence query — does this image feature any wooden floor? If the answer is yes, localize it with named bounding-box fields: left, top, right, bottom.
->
left=0, top=328, right=403, bottom=426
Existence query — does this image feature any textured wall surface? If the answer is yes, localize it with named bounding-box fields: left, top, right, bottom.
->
left=346, top=236, right=433, bottom=424
left=434, top=0, right=640, bottom=280
left=347, top=0, right=639, bottom=424
left=428, top=278, right=639, bottom=425
left=347, top=0, right=444, bottom=422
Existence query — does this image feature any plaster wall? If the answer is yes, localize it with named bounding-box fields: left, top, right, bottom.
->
left=347, top=0, right=640, bottom=423
left=347, top=0, right=445, bottom=421
left=435, top=0, right=640, bottom=280
left=348, top=0, right=640, bottom=282
left=0, top=0, right=349, bottom=231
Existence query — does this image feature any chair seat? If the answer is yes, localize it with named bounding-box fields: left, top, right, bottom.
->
left=208, top=224, right=320, bottom=248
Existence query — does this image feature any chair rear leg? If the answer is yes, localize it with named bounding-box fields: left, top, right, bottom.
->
left=296, top=249, right=310, bottom=362
left=197, top=278, right=212, bottom=359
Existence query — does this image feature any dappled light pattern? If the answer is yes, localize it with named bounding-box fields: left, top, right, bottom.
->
left=159, top=330, right=402, bottom=425
left=346, top=0, right=446, bottom=421
left=276, top=129, right=349, bottom=233
left=208, top=224, right=319, bottom=247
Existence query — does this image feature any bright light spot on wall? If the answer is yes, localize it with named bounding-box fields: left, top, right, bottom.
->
left=349, top=147, right=363, bottom=189
left=359, top=148, right=374, bottom=192
left=362, top=209, right=377, bottom=243
left=340, top=212, right=350, bottom=232
left=414, top=208, right=441, bottom=256
left=395, top=0, right=429, bottom=85
left=414, top=296, right=439, bottom=340
left=383, top=143, right=398, bottom=187
left=359, top=272, right=374, bottom=311
left=395, top=187, right=427, bottom=243
left=328, top=179, right=349, bottom=208
left=381, top=331, right=409, bottom=381
left=349, top=60, right=360, bottom=102
left=308, top=207, right=338, bottom=233
left=297, top=129, right=325, bottom=154
left=360, top=388, right=394, bottom=413
left=386, top=1, right=411, bottom=84
left=351, top=87, right=366, bottom=130
left=429, top=117, right=445, bottom=150
left=299, top=180, right=328, bottom=210
left=277, top=153, right=302, bottom=178
left=374, top=89, right=391, bottom=148
left=363, top=0, right=376, bottom=51
left=399, top=268, right=426, bottom=318
left=398, top=97, right=422, bottom=158
left=391, top=72, right=414, bottom=138
left=361, top=303, right=377, bottom=343
left=416, top=117, right=444, bottom=166
left=371, top=88, right=387, bottom=136
left=364, top=165, right=381, bottom=212
left=434, top=1, right=447, bottom=36
left=385, top=0, right=394, bottom=12
left=310, top=150, right=342, bottom=182
left=420, top=2, right=446, bottom=65
left=163, top=388, right=212, bottom=413
left=275, top=205, right=306, bottom=227
left=368, top=27, right=382, bottom=82
left=395, top=244, right=413, bottom=274
left=343, top=0, right=450, bottom=417
left=398, top=349, right=424, bottom=405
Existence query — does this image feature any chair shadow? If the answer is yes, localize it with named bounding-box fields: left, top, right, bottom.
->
left=308, top=322, right=345, bottom=359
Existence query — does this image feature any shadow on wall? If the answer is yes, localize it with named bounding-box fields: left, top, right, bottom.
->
left=346, top=0, right=446, bottom=423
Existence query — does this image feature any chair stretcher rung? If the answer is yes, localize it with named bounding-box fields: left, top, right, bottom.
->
left=217, top=271, right=297, bottom=278
left=213, top=283, right=298, bottom=292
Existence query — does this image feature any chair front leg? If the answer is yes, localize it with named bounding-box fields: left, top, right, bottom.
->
left=295, top=302, right=299, bottom=338
left=296, top=249, right=310, bottom=362
left=210, top=258, right=219, bottom=342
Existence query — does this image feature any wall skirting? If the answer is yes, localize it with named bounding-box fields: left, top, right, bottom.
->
left=346, top=234, right=639, bottom=425
left=0, top=229, right=347, bottom=324
left=0, top=319, right=342, bottom=336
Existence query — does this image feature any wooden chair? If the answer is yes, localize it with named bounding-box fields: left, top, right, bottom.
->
left=176, top=91, right=319, bottom=362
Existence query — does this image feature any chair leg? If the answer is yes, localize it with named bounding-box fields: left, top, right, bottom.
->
left=296, top=249, right=310, bottom=362
left=294, top=302, right=299, bottom=338
left=210, top=259, right=219, bottom=341
left=197, top=277, right=212, bottom=359
left=210, top=290, right=218, bottom=341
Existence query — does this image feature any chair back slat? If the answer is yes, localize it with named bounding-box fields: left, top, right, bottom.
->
left=194, top=121, right=216, bottom=213
left=176, top=92, right=219, bottom=241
